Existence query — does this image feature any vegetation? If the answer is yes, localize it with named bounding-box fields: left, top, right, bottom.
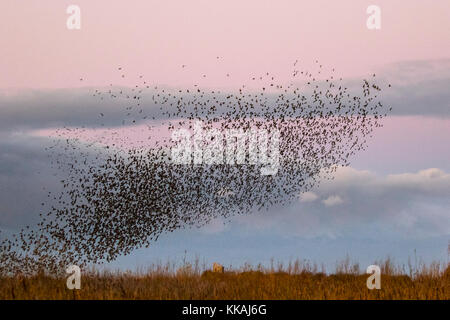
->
left=1, top=258, right=448, bottom=300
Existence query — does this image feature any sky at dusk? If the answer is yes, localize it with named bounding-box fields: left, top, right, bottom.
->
left=0, top=1, right=449, bottom=271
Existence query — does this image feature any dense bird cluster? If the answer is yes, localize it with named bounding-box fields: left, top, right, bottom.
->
left=0, top=61, right=391, bottom=275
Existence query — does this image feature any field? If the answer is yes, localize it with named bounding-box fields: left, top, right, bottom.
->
left=1, top=258, right=448, bottom=300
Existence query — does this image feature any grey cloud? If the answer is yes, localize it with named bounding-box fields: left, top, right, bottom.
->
left=0, top=59, right=449, bottom=233
left=0, top=133, right=64, bottom=228
left=377, top=59, right=450, bottom=117
left=0, top=87, right=161, bottom=132
left=231, top=167, right=450, bottom=238
left=0, top=59, right=449, bottom=135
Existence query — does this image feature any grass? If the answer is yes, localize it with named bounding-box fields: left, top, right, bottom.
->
left=0, top=258, right=448, bottom=300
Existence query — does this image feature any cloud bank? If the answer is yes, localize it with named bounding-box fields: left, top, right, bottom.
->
left=0, top=59, right=449, bottom=243
left=0, top=59, right=449, bottom=134
left=227, top=167, right=450, bottom=238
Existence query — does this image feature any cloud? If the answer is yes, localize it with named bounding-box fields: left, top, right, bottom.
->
left=377, top=59, right=450, bottom=117
left=299, top=191, right=318, bottom=203
left=1, top=59, right=449, bottom=238
left=232, top=166, right=450, bottom=238
left=0, top=87, right=162, bottom=132
left=0, top=132, right=63, bottom=228
left=1, top=127, right=449, bottom=243
left=0, top=59, right=449, bottom=135
left=322, top=195, right=344, bottom=207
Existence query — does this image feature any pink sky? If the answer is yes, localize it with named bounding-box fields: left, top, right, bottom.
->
left=32, top=115, right=450, bottom=175
left=1, top=1, right=449, bottom=267
left=1, top=0, right=449, bottom=88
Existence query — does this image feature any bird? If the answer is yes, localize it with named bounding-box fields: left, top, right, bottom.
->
left=0, top=59, right=392, bottom=276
